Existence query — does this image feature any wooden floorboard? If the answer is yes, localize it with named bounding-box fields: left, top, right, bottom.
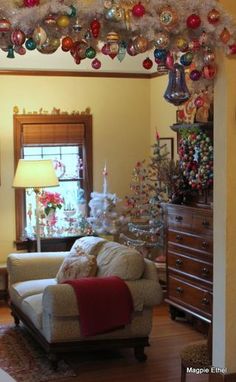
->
left=0, top=301, right=209, bottom=382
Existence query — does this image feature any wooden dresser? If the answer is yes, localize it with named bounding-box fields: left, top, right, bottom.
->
left=164, top=203, right=213, bottom=323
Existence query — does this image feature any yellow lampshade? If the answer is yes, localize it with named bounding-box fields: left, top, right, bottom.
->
left=13, top=159, right=59, bottom=188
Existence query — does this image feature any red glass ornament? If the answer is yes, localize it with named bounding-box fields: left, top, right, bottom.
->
left=220, top=28, right=231, bottom=44
left=186, top=14, right=201, bottom=29
left=90, top=19, right=100, bottom=38
left=91, top=58, right=101, bottom=69
left=23, top=0, right=40, bottom=7
left=62, top=36, right=74, bottom=51
left=11, top=29, right=26, bottom=46
left=207, top=8, right=220, bottom=24
left=143, top=57, right=153, bottom=70
left=194, top=96, right=205, bottom=108
left=188, top=39, right=200, bottom=51
left=229, top=44, right=236, bottom=55
left=203, top=65, right=217, bottom=80
left=101, top=43, right=110, bottom=55
left=132, top=2, right=145, bottom=17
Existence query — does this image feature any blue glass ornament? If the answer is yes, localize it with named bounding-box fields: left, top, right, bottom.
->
left=180, top=52, right=193, bottom=66
left=154, top=48, right=167, bottom=61
left=164, top=63, right=190, bottom=106
left=25, top=38, right=36, bottom=50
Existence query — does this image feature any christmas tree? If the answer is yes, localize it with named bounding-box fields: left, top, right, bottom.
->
left=121, top=133, right=171, bottom=260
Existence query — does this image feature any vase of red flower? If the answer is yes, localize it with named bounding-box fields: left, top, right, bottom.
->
left=39, top=191, right=64, bottom=236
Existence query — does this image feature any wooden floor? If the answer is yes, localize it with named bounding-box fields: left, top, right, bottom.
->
left=0, top=301, right=209, bottom=382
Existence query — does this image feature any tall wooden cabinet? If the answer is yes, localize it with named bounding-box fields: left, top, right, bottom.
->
left=164, top=203, right=213, bottom=323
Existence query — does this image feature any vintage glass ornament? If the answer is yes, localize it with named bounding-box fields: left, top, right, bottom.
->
left=203, top=65, right=217, bottom=80
left=204, top=50, right=215, bottom=64
left=73, top=18, right=82, bottom=32
left=180, top=52, right=193, bottom=66
left=166, top=52, right=174, bottom=69
left=23, top=0, right=39, bottom=7
left=164, top=63, right=190, bottom=106
left=189, top=39, right=201, bottom=51
left=127, top=41, right=137, bottom=56
left=220, top=28, right=231, bottom=44
left=68, top=5, right=77, bottom=18
left=189, top=69, right=202, bottom=81
left=90, top=19, right=100, bottom=38
left=143, top=57, right=153, bottom=70
left=228, top=44, right=236, bottom=55
left=107, top=31, right=119, bottom=43
left=105, top=5, right=123, bottom=22
left=91, top=58, right=101, bottom=69
left=85, top=46, right=96, bottom=59
left=117, top=44, right=126, bottom=62
left=194, top=96, right=205, bottom=108
left=199, top=32, right=208, bottom=47
left=44, top=14, right=56, bottom=26
left=11, top=29, right=26, bottom=46
left=159, top=6, right=178, bottom=31
left=25, top=38, right=36, bottom=50
left=109, top=42, right=119, bottom=54
left=207, top=8, right=220, bottom=24
left=133, top=36, right=148, bottom=53
left=132, top=2, right=145, bottom=17
left=7, top=46, right=15, bottom=58
left=155, top=32, right=170, bottom=49
left=32, top=26, right=47, bottom=46
left=0, top=18, right=11, bottom=32
left=154, top=48, right=167, bottom=61
left=37, top=38, right=60, bottom=54
left=176, top=37, right=188, bottom=52
left=61, top=36, right=74, bottom=51
left=56, top=15, right=70, bottom=28
left=15, top=46, right=26, bottom=55
left=186, top=14, right=201, bottom=29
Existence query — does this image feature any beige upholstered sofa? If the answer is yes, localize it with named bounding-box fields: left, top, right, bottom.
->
left=7, top=237, right=163, bottom=366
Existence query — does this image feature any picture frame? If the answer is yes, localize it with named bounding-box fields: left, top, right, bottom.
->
left=160, top=137, right=174, bottom=160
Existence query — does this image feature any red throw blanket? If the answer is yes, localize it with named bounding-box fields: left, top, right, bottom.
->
left=64, top=276, right=133, bottom=337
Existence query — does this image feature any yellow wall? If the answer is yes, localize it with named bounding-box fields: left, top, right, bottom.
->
left=0, top=75, right=152, bottom=261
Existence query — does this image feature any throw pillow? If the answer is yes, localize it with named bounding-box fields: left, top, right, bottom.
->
left=70, top=236, right=107, bottom=257
left=56, top=246, right=97, bottom=283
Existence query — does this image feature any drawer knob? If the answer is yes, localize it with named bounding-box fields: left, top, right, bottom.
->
left=176, top=258, right=183, bottom=267
left=201, top=297, right=210, bottom=306
left=175, top=215, right=183, bottom=222
left=201, top=267, right=210, bottom=277
left=202, top=220, right=210, bottom=227
left=176, top=235, right=183, bottom=242
left=201, top=241, right=208, bottom=249
left=176, top=286, right=184, bottom=295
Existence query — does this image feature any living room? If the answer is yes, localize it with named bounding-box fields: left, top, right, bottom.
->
left=0, top=0, right=236, bottom=381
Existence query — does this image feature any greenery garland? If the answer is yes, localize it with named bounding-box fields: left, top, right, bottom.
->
left=178, top=129, right=213, bottom=190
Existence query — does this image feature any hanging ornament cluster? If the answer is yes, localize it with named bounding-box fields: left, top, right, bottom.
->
left=178, top=130, right=213, bottom=190
left=0, top=0, right=236, bottom=102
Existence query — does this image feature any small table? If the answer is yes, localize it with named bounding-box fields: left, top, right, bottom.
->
left=0, top=264, right=8, bottom=301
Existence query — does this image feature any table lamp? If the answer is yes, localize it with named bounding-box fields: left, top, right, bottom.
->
left=13, top=159, right=59, bottom=252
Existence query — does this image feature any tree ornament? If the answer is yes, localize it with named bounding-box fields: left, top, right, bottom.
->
left=228, top=44, right=236, bottom=55
left=68, top=5, right=77, bottom=18
left=44, top=14, right=57, bottom=26
left=180, top=52, right=193, bottom=66
left=56, top=15, right=70, bottom=28
left=220, top=28, right=231, bottom=44
left=101, top=43, right=111, bottom=55
left=61, top=36, right=74, bottom=51
left=127, top=41, right=138, bottom=56
left=84, top=30, right=92, bottom=41
left=188, top=39, right=201, bottom=51
left=164, top=63, right=190, bottom=106
left=204, top=50, right=215, bottom=64
left=11, top=29, right=25, bottom=46
left=203, top=64, right=217, bottom=80
left=73, top=18, right=82, bottom=32
left=194, top=96, right=205, bottom=108
left=0, top=18, right=11, bottom=32
left=85, top=46, right=96, bottom=59
left=189, top=69, right=202, bottom=81
left=90, top=19, right=100, bottom=38
left=207, top=8, right=220, bottom=24
left=105, top=5, right=123, bottom=22
left=133, top=36, right=148, bottom=53
left=7, top=46, right=15, bottom=58
left=186, top=14, right=201, bottom=29
left=166, top=52, right=174, bottom=69
left=176, top=37, right=188, bottom=52
left=32, top=26, right=47, bottom=46
left=199, top=32, right=208, bottom=47
left=107, top=31, right=119, bottom=43
left=132, top=2, right=145, bottom=18
left=159, top=6, right=178, bottom=31
left=154, top=48, right=167, bottom=61
left=15, top=46, right=26, bottom=55
left=71, top=41, right=88, bottom=60
left=91, top=58, right=101, bottom=69
left=23, top=0, right=39, bottom=7
left=143, top=57, right=153, bottom=70
left=25, top=38, right=36, bottom=50
left=155, top=32, right=170, bottom=49
left=37, top=37, right=60, bottom=54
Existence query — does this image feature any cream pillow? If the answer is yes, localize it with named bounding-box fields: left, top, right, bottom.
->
left=56, top=246, right=97, bottom=283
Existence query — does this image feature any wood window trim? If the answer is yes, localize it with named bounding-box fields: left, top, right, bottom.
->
left=13, top=113, right=93, bottom=242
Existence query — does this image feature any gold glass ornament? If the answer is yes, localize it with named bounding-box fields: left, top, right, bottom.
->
left=159, top=6, right=178, bottom=31
left=220, top=28, right=231, bottom=44
left=133, top=36, right=148, bottom=53
left=155, top=32, right=170, bottom=49
left=176, top=36, right=188, bottom=52
left=106, top=31, right=120, bottom=42
left=56, top=15, right=70, bottom=28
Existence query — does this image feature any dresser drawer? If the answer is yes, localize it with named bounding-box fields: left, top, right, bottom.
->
left=168, top=251, right=213, bottom=284
left=168, top=230, right=213, bottom=255
left=166, top=210, right=192, bottom=231
left=168, top=275, right=212, bottom=317
left=192, top=213, right=213, bottom=235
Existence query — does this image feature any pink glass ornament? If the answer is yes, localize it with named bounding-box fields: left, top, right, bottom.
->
left=91, top=58, right=101, bottom=69
left=132, top=2, right=145, bottom=17
left=166, top=52, right=174, bottom=69
left=23, top=0, right=40, bottom=7
left=228, top=44, right=236, bottom=55
left=11, top=29, right=26, bottom=46
left=194, top=96, right=205, bottom=108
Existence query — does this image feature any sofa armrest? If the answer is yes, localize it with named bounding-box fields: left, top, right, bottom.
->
left=125, top=279, right=163, bottom=311
left=43, top=284, right=79, bottom=317
left=143, top=258, right=160, bottom=281
left=7, top=252, right=68, bottom=285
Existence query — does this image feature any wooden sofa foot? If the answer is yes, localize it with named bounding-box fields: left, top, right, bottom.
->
left=48, top=353, right=59, bottom=371
left=11, top=311, right=20, bottom=326
left=134, top=346, right=147, bottom=362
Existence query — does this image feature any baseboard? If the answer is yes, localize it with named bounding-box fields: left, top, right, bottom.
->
left=209, top=371, right=236, bottom=381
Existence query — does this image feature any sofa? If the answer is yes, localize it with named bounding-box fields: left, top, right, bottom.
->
left=7, top=236, right=163, bottom=366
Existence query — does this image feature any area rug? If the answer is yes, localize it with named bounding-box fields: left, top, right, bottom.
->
left=0, top=324, right=76, bottom=382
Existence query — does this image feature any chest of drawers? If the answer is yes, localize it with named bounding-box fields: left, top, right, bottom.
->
left=164, top=203, right=213, bottom=323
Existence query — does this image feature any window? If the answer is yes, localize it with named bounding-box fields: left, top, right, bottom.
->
left=14, top=114, right=92, bottom=242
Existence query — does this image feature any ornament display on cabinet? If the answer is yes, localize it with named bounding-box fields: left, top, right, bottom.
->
left=1, top=0, right=236, bottom=104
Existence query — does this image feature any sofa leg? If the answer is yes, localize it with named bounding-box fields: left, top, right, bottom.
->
left=11, top=311, right=20, bottom=326
left=48, top=353, right=59, bottom=371
left=134, top=346, right=147, bottom=362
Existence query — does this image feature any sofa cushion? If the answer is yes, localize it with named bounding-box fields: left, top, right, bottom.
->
left=56, top=247, right=97, bottom=283
left=70, top=236, right=106, bottom=257
left=96, top=241, right=145, bottom=281
left=21, top=293, right=43, bottom=330
left=9, top=278, right=57, bottom=307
